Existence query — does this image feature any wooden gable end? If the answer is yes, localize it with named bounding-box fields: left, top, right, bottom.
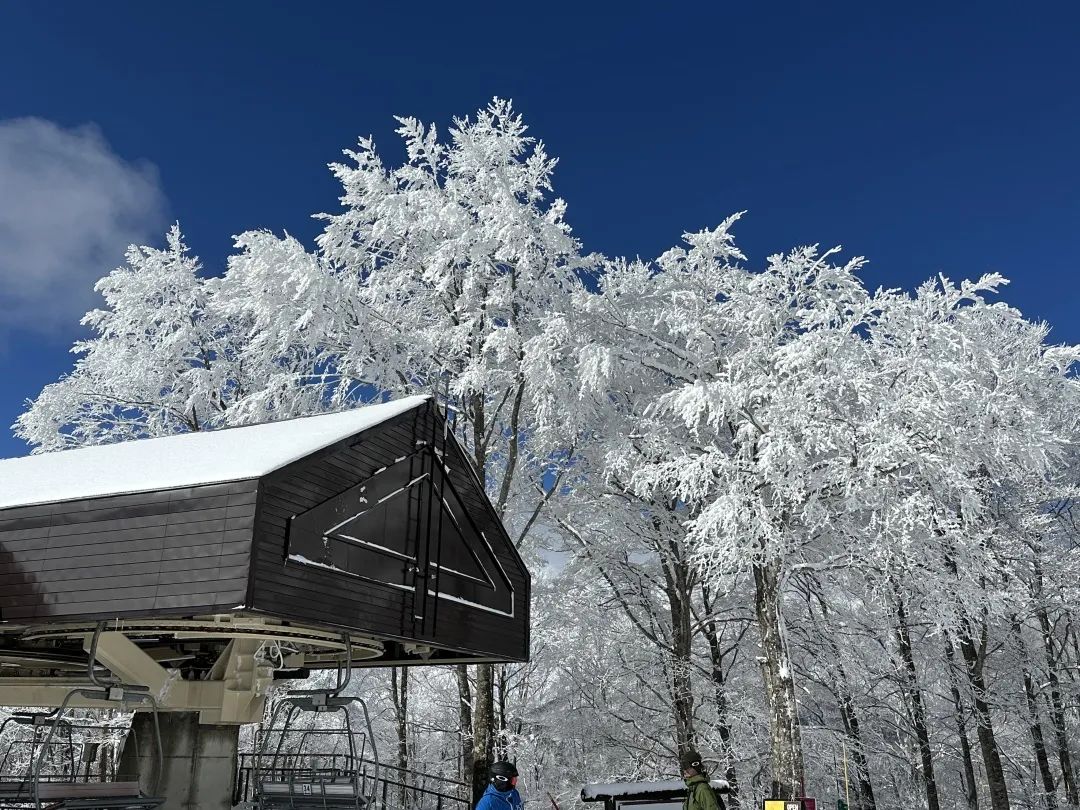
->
left=249, top=400, right=530, bottom=662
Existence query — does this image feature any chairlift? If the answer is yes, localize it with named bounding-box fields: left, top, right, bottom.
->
left=0, top=622, right=164, bottom=809
left=0, top=709, right=76, bottom=792
left=254, top=633, right=380, bottom=810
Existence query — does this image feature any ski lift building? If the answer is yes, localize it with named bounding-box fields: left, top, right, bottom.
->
left=0, top=396, right=530, bottom=720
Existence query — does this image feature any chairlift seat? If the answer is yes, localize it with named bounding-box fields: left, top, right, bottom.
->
left=259, top=780, right=365, bottom=795
left=254, top=670, right=377, bottom=810
left=0, top=779, right=163, bottom=808
left=257, top=777, right=368, bottom=809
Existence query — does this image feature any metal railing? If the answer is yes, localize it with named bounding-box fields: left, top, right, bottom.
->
left=234, top=753, right=470, bottom=810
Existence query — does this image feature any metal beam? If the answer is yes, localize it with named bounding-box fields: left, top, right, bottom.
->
left=0, top=634, right=272, bottom=724
left=0, top=679, right=118, bottom=710
left=82, top=631, right=171, bottom=696
left=0, top=677, right=226, bottom=713
left=211, top=638, right=273, bottom=724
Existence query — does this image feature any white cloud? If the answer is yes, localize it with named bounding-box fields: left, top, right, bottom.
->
left=0, top=118, right=167, bottom=339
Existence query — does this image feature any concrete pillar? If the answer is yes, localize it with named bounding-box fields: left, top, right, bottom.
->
left=119, top=711, right=239, bottom=810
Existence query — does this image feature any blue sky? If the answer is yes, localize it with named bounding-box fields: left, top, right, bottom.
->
left=1, top=3, right=1078, bottom=458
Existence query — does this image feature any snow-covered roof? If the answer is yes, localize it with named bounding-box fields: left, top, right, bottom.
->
left=581, top=780, right=730, bottom=800
left=0, top=395, right=430, bottom=510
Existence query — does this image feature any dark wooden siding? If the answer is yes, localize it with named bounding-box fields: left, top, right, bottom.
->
left=250, top=401, right=530, bottom=662
left=0, top=481, right=257, bottom=622
left=432, top=415, right=531, bottom=660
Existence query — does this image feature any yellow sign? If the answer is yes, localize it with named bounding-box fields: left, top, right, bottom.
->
left=762, top=803, right=802, bottom=810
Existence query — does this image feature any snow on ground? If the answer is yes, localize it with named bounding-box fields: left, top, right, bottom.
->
left=581, top=779, right=730, bottom=799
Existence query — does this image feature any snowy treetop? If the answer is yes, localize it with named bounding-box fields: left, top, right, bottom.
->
left=11, top=98, right=1080, bottom=808
left=0, top=395, right=428, bottom=510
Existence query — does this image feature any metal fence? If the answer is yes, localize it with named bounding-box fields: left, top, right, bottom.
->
left=233, top=752, right=471, bottom=810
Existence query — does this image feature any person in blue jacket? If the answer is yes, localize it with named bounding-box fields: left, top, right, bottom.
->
left=476, top=761, right=522, bottom=810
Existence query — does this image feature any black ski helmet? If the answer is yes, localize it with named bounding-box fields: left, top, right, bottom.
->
left=490, top=760, right=518, bottom=788
left=679, top=750, right=705, bottom=774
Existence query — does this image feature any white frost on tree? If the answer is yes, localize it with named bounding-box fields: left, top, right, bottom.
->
left=16, top=225, right=239, bottom=448
left=13, top=98, right=1080, bottom=810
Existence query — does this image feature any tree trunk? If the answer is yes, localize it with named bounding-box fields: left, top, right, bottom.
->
left=700, top=584, right=741, bottom=810
left=752, top=560, right=804, bottom=801
left=472, top=663, right=495, bottom=804
left=836, top=664, right=876, bottom=810
left=945, top=633, right=980, bottom=810
left=456, top=664, right=474, bottom=798
left=1019, top=638, right=1057, bottom=810
left=497, top=664, right=508, bottom=761
left=391, top=666, right=411, bottom=810
left=81, top=742, right=100, bottom=781
left=892, top=589, right=941, bottom=810
left=1036, top=586, right=1079, bottom=808
left=663, top=549, right=696, bottom=757
left=713, top=678, right=741, bottom=809
left=957, top=617, right=1011, bottom=810
left=670, top=644, right=695, bottom=756
left=465, top=404, right=499, bottom=805
left=810, top=591, right=875, bottom=810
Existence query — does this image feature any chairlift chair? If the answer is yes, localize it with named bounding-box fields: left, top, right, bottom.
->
left=0, top=708, right=77, bottom=802
left=254, top=633, right=380, bottom=810
left=0, top=709, right=75, bottom=780
left=0, top=622, right=165, bottom=809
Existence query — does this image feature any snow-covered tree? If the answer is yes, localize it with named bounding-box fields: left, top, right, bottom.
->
left=851, top=275, right=1080, bottom=810
left=542, top=217, right=877, bottom=802
left=15, top=226, right=240, bottom=447
left=164, top=99, right=592, bottom=799
left=16, top=97, right=1080, bottom=810
left=17, top=99, right=595, bottom=802
left=536, top=210, right=1080, bottom=806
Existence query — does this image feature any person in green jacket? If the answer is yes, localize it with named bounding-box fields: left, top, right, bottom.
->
left=681, top=750, right=725, bottom=810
